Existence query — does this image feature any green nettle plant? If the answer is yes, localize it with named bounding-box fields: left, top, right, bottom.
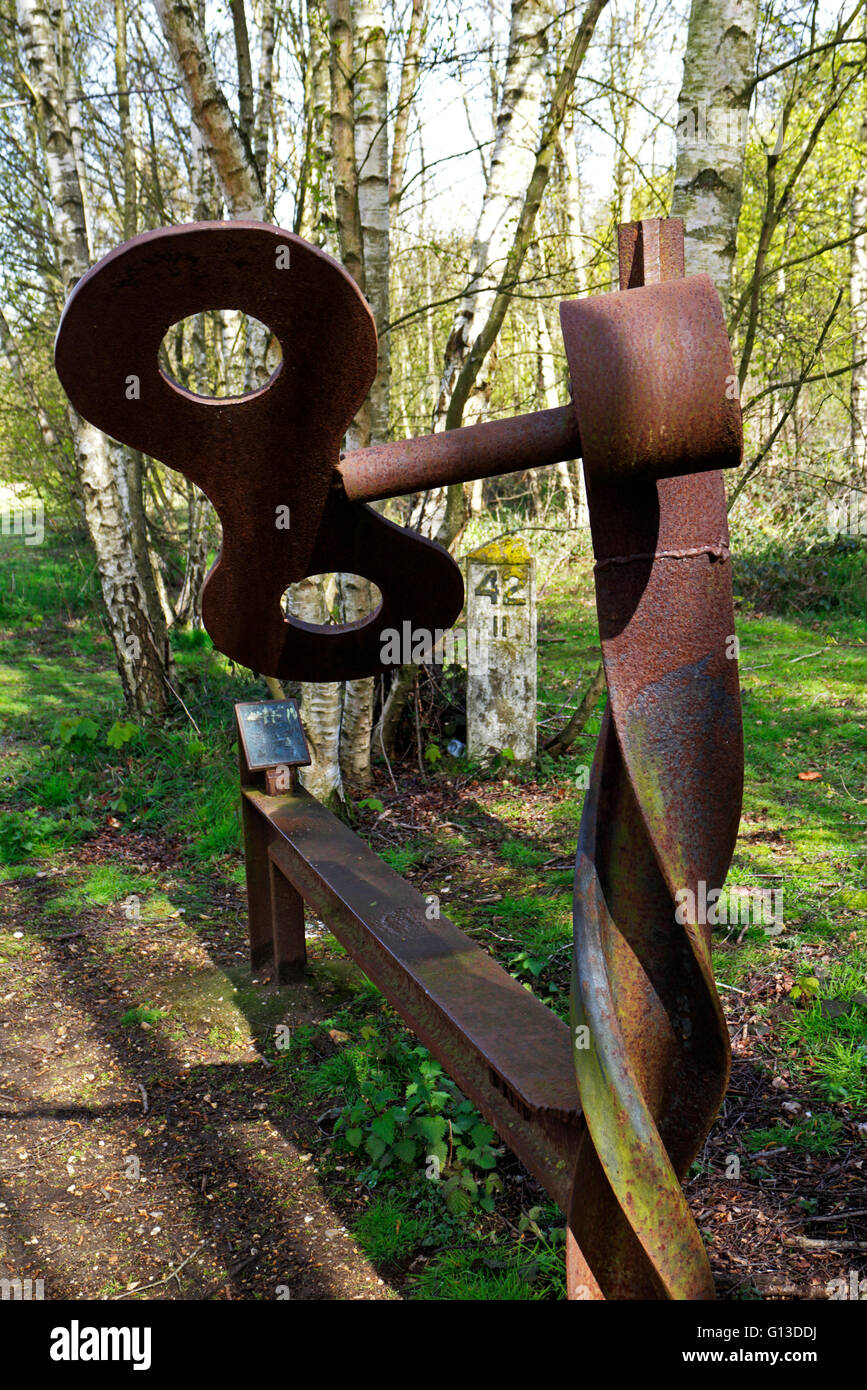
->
left=315, top=1027, right=503, bottom=1214
left=46, top=714, right=144, bottom=815
left=0, top=808, right=43, bottom=863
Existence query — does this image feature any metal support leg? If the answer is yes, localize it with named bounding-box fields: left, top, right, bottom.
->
left=268, top=853, right=307, bottom=982
left=241, top=791, right=273, bottom=971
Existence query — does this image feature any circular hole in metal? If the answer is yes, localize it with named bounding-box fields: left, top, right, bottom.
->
left=159, top=310, right=282, bottom=400
left=282, top=574, right=383, bottom=630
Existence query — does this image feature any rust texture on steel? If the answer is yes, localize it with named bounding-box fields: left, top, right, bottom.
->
left=338, top=273, right=740, bottom=502
left=55, top=219, right=739, bottom=682
left=339, top=403, right=580, bottom=502
left=55, top=214, right=744, bottom=1301
left=564, top=218, right=743, bottom=1300
left=237, top=720, right=583, bottom=1209
left=54, top=222, right=464, bottom=683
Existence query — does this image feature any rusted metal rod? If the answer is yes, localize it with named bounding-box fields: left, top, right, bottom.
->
left=338, top=264, right=742, bottom=504
left=338, top=403, right=580, bottom=502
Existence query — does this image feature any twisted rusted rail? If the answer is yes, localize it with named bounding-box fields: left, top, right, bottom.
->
left=564, top=224, right=742, bottom=1299
left=55, top=216, right=743, bottom=1299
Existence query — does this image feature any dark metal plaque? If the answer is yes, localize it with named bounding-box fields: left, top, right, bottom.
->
left=235, top=700, right=311, bottom=770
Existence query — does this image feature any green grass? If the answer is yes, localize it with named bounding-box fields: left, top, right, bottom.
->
left=777, top=958, right=867, bottom=1106
left=743, top=1113, right=845, bottom=1155
left=47, top=863, right=154, bottom=913
left=120, top=1004, right=169, bottom=1027
left=408, top=1238, right=567, bottom=1300
left=352, top=1196, right=432, bottom=1264
left=0, top=532, right=267, bottom=869
left=378, top=843, right=426, bottom=874
left=1, top=520, right=865, bottom=1299
left=491, top=892, right=572, bottom=952
left=499, top=839, right=550, bottom=867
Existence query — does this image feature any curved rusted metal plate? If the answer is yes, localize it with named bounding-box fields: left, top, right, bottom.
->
left=561, top=274, right=741, bottom=482
left=54, top=222, right=464, bottom=681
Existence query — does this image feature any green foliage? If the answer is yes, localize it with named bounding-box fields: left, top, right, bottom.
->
left=733, top=534, right=867, bottom=617
left=53, top=715, right=99, bottom=745
left=506, top=947, right=564, bottom=1000
left=38, top=772, right=75, bottom=807
left=0, top=806, right=97, bottom=864
left=789, top=974, right=821, bottom=1002
left=0, top=808, right=42, bottom=864
left=743, top=1113, right=844, bottom=1156
left=408, top=1236, right=566, bottom=1301
left=106, top=721, right=139, bottom=750
left=351, top=1196, right=431, bottom=1264
left=378, top=844, right=425, bottom=873
left=305, top=1022, right=502, bottom=1212
left=120, top=1004, right=168, bottom=1027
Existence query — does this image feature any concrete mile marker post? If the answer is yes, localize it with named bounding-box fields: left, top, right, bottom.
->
left=466, top=538, right=537, bottom=765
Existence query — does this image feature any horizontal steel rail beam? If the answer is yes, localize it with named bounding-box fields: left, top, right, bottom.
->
left=243, top=786, right=583, bottom=1212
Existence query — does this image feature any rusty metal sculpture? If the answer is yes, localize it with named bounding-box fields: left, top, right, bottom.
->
left=55, top=216, right=743, bottom=1300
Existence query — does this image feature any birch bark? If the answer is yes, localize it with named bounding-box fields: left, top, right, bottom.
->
left=535, top=298, right=577, bottom=526
left=299, top=0, right=337, bottom=248
left=432, top=0, right=554, bottom=431
left=850, top=111, right=867, bottom=481
left=330, top=0, right=392, bottom=790
left=671, top=0, right=760, bottom=305
left=389, top=0, right=426, bottom=210
left=418, top=0, right=608, bottom=547
left=174, top=110, right=219, bottom=628
left=153, top=0, right=265, bottom=220
left=18, top=0, right=169, bottom=713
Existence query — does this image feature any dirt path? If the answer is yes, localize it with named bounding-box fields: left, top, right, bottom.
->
left=2, top=805, right=863, bottom=1302
left=0, top=839, right=393, bottom=1301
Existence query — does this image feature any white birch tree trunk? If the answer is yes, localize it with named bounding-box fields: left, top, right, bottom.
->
left=300, top=0, right=337, bottom=249
left=560, top=115, right=587, bottom=294
left=431, top=0, right=553, bottom=433
left=284, top=579, right=345, bottom=807
left=153, top=0, right=265, bottom=221
left=850, top=115, right=867, bottom=482
left=353, top=0, right=389, bottom=446
left=535, top=299, right=577, bottom=526
left=389, top=0, right=426, bottom=210
left=18, top=0, right=169, bottom=714
left=603, top=0, right=647, bottom=252
left=338, top=0, right=390, bottom=791
left=174, top=115, right=220, bottom=627
left=617, top=0, right=645, bottom=226
left=671, top=0, right=760, bottom=306
left=415, top=0, right=554, bottom=543
left=417, top=0, right=607, bottom=546
left=253, top=0, right=276, bottom=193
